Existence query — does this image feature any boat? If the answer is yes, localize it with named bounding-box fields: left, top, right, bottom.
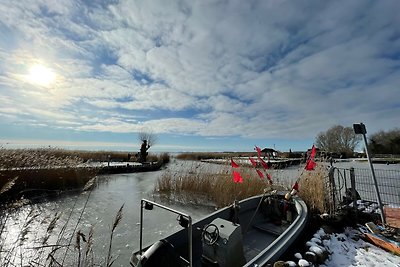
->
left=130, top=191, right=308, bottom=267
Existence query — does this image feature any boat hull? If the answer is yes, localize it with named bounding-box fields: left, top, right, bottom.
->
left=131, top=193, right=308, bottom=266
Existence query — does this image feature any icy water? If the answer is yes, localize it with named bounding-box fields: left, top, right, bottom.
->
left=0, top=159, right=399, bottom=266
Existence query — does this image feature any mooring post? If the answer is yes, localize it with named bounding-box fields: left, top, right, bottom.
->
left=353, top=123, right=386, bottom=225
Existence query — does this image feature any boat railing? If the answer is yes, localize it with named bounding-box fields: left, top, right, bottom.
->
left=139, top=199, right=193, bottom=267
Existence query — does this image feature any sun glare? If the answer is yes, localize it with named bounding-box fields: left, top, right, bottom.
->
left=27, top=64, right=56, bottom=87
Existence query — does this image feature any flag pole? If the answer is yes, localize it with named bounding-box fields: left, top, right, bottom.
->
left=231, top=157, right=240, bottom=225
left=287, top=145, right=316, bottom=199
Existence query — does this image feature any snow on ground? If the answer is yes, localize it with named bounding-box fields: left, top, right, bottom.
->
left=79, top=161, right=142, bottom=167
left=314, top=227, right=399, bottom=267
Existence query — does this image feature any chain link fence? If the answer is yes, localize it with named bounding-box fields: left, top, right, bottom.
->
left=325, top=166, right=400, bottom=216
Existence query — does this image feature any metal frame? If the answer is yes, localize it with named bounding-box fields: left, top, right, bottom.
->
left=139, top=199, right=193, bottom=267
left=353, top=123, right=386, bottom=224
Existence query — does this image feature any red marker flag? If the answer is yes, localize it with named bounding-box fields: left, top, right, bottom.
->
left=258, top=157, right=269, bottom=170
left=233, top=171, right=243, bottom=183
left=256, top=169, right=264, bottom=179
left=249, top=157, right=257, bottom=168
left=305, top=160, right=316, bottom=171
left=310, top=145, right=317, bottom=159
left=255, top=146, right=262, bottom=157
left=305, top=145, right=317, bottom=171
left=231, top=158, right=239, bottom=168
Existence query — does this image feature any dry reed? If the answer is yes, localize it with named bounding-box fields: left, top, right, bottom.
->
left=155, top=161, right=285, bottom=208
left=106, top=204, right=124, bottom=267
left=297, top=164, right=331, bottom=214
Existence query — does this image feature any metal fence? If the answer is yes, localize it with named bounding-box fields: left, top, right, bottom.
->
left=327, top=166, right=400, bottom=212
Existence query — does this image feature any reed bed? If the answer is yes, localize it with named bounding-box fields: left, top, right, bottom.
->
left=0, top=147, right=85, bottom=169
left=0, top=168, right=97, bottom=200
left=0, top=147, right=166, bottom=169
left=155, top=161, right=287, bottom=208
left=297, top=164, right=331, bottom=214
left=156, top=158, right=331, bottom=214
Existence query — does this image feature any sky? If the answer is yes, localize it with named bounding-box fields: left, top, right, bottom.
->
left=0, top=0, right=399, bottom=152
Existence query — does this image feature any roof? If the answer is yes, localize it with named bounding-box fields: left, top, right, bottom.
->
left=261, top=148, right=278, bottom=153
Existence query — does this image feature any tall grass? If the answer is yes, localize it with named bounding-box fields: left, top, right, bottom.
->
left=297, top=165, right=332, bottom=214
left=155, top=161, right=286, bottom=208
left=0, top=147, right=85, bottom=169
left=156, top=159, right=332, bottom=214
left=0, top=147, right=167, bottom=170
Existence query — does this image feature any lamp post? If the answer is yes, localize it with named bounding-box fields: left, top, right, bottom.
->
left=353, top=123, right=386, bottom=225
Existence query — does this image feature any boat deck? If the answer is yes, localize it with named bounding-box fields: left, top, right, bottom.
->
left=188, top=220, right=289, bottom=267
left=242, top=227, right=279, bottom=262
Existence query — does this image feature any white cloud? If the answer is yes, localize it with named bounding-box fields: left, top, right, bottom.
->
left=0, top=0, right=399, bottom=142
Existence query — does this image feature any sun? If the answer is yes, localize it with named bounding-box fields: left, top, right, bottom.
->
left=27, top=64, right=56, bottom=87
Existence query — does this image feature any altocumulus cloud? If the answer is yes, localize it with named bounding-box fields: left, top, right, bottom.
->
left=0, top=0, right=399, bottom=140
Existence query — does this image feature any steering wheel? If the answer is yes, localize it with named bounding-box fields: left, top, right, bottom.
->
left=202, top=223, right=220, bottom=246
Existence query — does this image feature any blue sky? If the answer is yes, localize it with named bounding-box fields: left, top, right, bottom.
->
left=0, top=0, right=399, bottom=152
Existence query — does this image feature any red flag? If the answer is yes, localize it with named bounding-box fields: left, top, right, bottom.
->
left=255, top=146, right=262, bottom=157
left=258, top=157, right=269, bottom=170
left=256, top=169, right=264, bottom=179
left=310, top=145, right=317, bottom=159
left=233, top=171, right=243, bottom=183
left=292, top=181, right=299, bottom=191
left=231, top=158, right=239, bottom=168
left=266, top=174, right=273, bottom=185
left=249, top=157, right=257, bottom=167
left=304, top=145, right=317, bottom=171
left=305, top=160, right=316, bottom=170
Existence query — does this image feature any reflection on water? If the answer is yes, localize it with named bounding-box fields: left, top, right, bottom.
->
left=0, top=159, right=398, bottom=266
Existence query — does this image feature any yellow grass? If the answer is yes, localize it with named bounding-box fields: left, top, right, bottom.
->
left=297, top=165, right=331, bottom=214
left=155, top=161, right=286, bottom=208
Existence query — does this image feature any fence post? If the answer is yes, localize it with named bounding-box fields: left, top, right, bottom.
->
left=328, top=167, right=336, bottom=213
left=353, top=123, right=386, bottom=225
left=350, top=168, right=357, bottom=214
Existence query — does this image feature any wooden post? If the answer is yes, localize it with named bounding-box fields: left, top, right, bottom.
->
left=328, top=167, right=336, bottom=213
left=350, top=167, right=357, bottom=215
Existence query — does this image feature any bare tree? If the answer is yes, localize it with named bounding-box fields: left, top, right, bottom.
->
left=315, top=125, right=361, bottom=156
left=137, top=131, right=157, bottom=162
left=138, top=131, right=157, bottom=147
